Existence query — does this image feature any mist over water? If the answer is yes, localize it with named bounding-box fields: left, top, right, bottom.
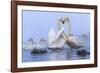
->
left=22, top=35, right=90, bottom=62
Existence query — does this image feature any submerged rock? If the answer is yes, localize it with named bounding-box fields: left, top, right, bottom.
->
left=31, top=49, right=47, bottom=54
left=77, top=49, right=90, bottom=56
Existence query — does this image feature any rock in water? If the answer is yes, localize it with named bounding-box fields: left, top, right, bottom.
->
left=77, top=49, right=90, bottom=56
left=31, top=49, right=47, bottom=54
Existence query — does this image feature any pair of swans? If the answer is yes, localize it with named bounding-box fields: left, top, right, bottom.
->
left=23, top=16, right=85, bottom=51
left=48, top=16, right=85, bottom=50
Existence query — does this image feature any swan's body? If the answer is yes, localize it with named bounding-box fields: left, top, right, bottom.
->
left=48, top=27, right=66, bottom=50
left=47, top=27, right=84, bottom=51
left=47, top=16, right=85, bottom=51
left=65, top=35, right=85, bottom=50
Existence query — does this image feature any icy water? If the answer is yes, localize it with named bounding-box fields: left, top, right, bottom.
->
left=22, top=36, right=90, bottom=62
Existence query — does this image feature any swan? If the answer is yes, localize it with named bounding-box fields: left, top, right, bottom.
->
left=48, top=27, right=66, bottom=50
left=58, top=16, right=85, bottom=51
left=64, top=33, right=85, bottom=51
left=48, top=16, right=85, bottom=51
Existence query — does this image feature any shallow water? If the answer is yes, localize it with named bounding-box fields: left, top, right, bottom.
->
left=22, top=48, right=90, bottom=62
left=22, top=37, right=90, bottom=62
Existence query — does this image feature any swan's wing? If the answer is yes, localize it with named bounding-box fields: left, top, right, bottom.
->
left=48, top=27, right=66, bottom=48
left=67, top=37, right=79, bottom=45
left=48, top=28, right=56, bottom=44
left=69, top=36, right=85, bottom=47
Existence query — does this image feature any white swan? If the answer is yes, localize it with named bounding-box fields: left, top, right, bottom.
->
left=48, top=16, right=85, bottom=51
left=48, top=27, right=66, bottom=50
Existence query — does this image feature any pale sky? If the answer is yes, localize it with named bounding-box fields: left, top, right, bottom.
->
left=22, top=10, right=90, bottom=42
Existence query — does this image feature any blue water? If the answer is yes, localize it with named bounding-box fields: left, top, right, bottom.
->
left=22, top=36, right=90, bottom=62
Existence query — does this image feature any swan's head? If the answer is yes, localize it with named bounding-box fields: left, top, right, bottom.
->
left=57, top=16, right=71, bottom=35
left=57, top=16, right=69, bottom=25
left=57, top=16, right=70, bottom=30
left=28, top=38, right=34, bottom=44
left=64, top=16, right=69, bottom=22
